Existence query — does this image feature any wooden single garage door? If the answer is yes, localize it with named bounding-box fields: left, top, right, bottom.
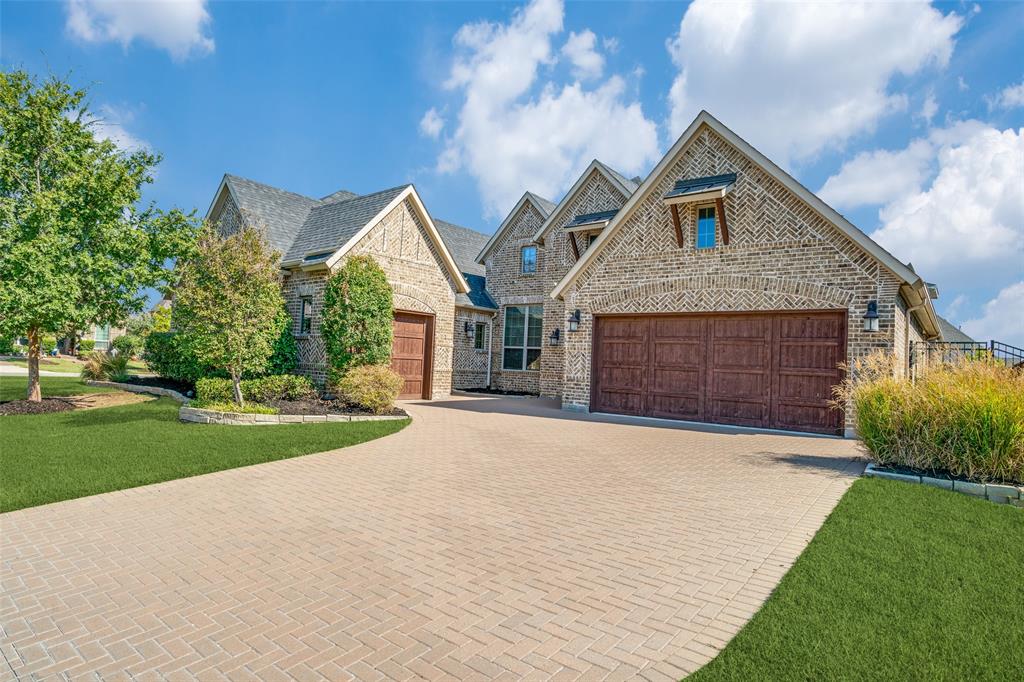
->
left=592, top=311, right=846, bottom=434
left=390, top=311, right=433, bottom=400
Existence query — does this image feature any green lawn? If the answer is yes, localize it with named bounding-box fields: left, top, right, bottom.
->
left=0, top=376, right=408, bottom=512
left=0, top=375, right=116, bottom=400
left=1, top=356, right=85, bottom=373
left=690, top=477, right=1024, bottom=681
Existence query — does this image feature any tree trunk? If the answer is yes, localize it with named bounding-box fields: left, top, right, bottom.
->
left=231, top=370, right=245, bottom=407
left=27, top=327, right=41, bottom=402
left=67, top=332, right=78, bottom=356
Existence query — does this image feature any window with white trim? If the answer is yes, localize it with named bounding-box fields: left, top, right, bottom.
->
left=299, top=297, right=313, bottom=334
left=474, top=322, right=487, bottom=351
left=503, top=305, right=542, bottom=370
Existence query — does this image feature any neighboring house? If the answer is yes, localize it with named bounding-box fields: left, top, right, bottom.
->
left=205, top=175, right=474, bottom=399
left=937, top=315, right=974, bottom=343
left=202, top=109, right=947, bottom=436
left=470, top=111, right=943, bottom=436
left=74, top=324, right=125, bottom=352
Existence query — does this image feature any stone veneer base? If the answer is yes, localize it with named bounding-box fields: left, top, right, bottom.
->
left=864, top=462, right=1023, bottom=507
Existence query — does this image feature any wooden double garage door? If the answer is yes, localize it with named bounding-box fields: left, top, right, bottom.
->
left=390, top=311, right=434, bottom=400
left=592, top=311, right=847, bottom=435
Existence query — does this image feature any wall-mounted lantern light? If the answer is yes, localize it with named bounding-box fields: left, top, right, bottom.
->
left=567, top=309, right=581, bottom=332
left=863, top=300, right=879, bottom=332
left=549, top=328, right=561, bottom=346
left=464, top=321, right=473, bottom=338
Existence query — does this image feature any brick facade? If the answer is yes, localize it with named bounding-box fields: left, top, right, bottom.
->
left=482, top=170, right=630, bottom=397
left=452, top=308, right=495, bottom=389
left=558, top=124, right=909, bottom=427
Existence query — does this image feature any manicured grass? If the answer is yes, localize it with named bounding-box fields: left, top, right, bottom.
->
left=0, top=377, right=408, bottom=512
left=690, top=477, right=1024, bottom=681
left=0, top=375, right=115, bottom=400
left=1, top=356, right=84, bottom=373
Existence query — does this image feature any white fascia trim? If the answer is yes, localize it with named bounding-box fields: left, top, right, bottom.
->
left=532, top=160, right=634, bottom=244
left=204, top=175, right=234, bottom=221
left=552, top=110, right=923, bottom=300
left=324, top=186, right=470, bottom=294
left=456, top=303, right=499, bottom=313
left=476, top=193, right=542, bottom=265
left=662, top=187, right=728, bottom=206
left=564, top=221, right=610, bottom=234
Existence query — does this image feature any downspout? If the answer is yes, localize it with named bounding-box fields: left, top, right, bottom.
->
left=486, top=311, right=498, bottom=388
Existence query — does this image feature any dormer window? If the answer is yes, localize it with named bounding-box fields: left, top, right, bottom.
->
left=696, top=206, right=716, bottom=249
left=521, top=245, right=538, bottom=274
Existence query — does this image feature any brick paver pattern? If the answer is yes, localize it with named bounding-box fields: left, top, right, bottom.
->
left=2, top=396, right=862, bottom=680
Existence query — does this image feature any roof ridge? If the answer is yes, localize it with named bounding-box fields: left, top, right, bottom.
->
left=224, top=173, right=320, bottom=203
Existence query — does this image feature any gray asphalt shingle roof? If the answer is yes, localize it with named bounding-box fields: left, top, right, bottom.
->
left=937, top=315, right=975, bottom=343
left=283, top=185, right=408, bottom=263
left=224, top=175, right=322, bottom=257
left=525, top=191, right=557, bottom=217
left=595, top=161, right=640, bottom=195
left=434, top=220, right=496, bottom=310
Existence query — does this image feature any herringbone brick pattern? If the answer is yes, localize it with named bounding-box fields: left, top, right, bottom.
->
left=1, top=396, right=861, bottom=680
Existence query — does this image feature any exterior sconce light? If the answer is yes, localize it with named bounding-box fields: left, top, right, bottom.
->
left=567, top=309, right=581, bottom=332
left=464, top=321, right=473, bottom=338
left=549, top=328, right=561, bottom=346
left=863, top=300, right=879, bottom=332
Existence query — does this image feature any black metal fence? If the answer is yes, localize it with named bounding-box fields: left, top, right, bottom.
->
left=910, top=340, right=1024, bottom=375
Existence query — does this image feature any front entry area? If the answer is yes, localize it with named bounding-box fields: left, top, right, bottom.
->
left=591, top=311, right=847, bottom=435
left=390, top=310, right=433, bottom=400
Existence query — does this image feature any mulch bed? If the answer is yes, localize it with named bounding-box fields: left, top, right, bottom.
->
left=263, top=398, right=407, bottom=417
left=0, top=398, right=76, bottom=416
left=458, top=387, right=537, bottom=396
left=123, top=375, right=194, bottom=396
left=870, top=462, right=1019, bottom=487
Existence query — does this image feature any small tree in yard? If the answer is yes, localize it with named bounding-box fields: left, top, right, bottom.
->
left=172, top=225, right=283, bottom=406
left=321, top=255, right=393, bottom=382
left=0, top=70, right=198, bottom=401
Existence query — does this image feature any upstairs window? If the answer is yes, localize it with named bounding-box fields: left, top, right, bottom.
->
left=696, top=206, right=716, bottom=249
left=299, top=297, right=313, bottom=334
left=521, top=245, right=538, bottom=274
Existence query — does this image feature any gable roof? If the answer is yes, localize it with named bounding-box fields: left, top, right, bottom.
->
left=434, top=219, right=489, bottom=277
left=206, top=174, right=468, bottom=294
left=474, top=190, right=556, bottom=264
left=937, top=315, right=974, bottom=343
left=532, top=160, right=639, bottom=243
left=550, top=111, right=941, bottom=338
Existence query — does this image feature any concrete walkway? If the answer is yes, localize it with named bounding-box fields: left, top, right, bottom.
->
left=0, top=364, right=79, bottom=377
left=1, top=395, right=862, bottom=680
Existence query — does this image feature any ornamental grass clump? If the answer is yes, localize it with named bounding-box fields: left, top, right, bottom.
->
left=834, top=352, right=1024, bottom=483
left=79, top=351, right=130, bottom=382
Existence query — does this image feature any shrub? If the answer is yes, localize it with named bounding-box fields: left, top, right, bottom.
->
left=77, top=339, right=95, bottom=353
left=40, top=335, right=57, bottom=352
left=335, top=365, right=403, bottom=414
left=266, top=306, right=299, bottom=376
left=196, top=374, right=315, bottom=405
left=834, top=352, right=1024, bottom=483
left=112, top=333, right=144, bottom=358
left=80, top=351, right=131, bottom=382
left=0, top=337, right=14, bottom=354
left=195, top=377, right=234, bottom=404
left=321, top=255, right=393, bottom=381
left=144, top=331, right=213, bottom=383
left=244, top=374, right=315, bottom=402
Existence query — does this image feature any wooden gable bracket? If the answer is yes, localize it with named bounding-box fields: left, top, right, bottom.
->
left=715, top=197, right=730, bottom=245
left=669, top=205, right=684, bottom=248
left=568, top=231, right=580, bottom=260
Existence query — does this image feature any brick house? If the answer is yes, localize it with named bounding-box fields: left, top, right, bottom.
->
left=469, top=111, right=945, bottom=436
left=204, top=109, right=951, bottom=436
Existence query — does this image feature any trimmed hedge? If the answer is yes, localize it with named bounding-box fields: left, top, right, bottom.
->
left=195, top=374, right=316, bottom=405
left=836, top=353, right=1024, bottom=484
left=334, top=365, right=403, bottom=415
left=77, top=339, right=95, bottom=353
left=144, top=331, right=211, bottom=383
left=112, top=333, right=144, bottom=358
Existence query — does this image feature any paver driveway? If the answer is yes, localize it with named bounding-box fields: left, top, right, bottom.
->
left=2, top=395, right=862, bottom=681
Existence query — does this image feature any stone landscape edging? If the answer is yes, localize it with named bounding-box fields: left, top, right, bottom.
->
left=864, top=462, right=1023, bottom=506
left=85, top=380, right=406, bottom=425
left=179, top=405, right=407, bottom=425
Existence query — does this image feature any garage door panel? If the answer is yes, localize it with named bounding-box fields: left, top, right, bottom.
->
left=779, top=316, right=842, bottom=340
left=778, top=343, right=840, bottom=370
left=653, top=341, right=702, bottom=366
left=649, top=394, right=700, bottom=420
left=712, top=342, right=770, bottom=368
left=651, top=368, right=700, bottom=393
left=712, top=317, right=770, bottom=339
left=391, top=312, right=431, bottom=400
left=596, top=389, right=644, bottom=414
left=709, top=398, right=767, bottom=426
left=601, top=366, right=645, bottom=389
left=776, top=372, right=835, bottom=401
left=775, top=403, right=839, bottom=432
left=603, top=341, right=647, bottom=365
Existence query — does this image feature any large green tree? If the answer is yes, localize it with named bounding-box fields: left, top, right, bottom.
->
left=172, top=225, right=284, bottom=406
left=0, top=70, right=198, bottom=400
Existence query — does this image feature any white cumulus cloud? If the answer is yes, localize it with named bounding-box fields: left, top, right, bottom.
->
left=81, top=104, right=149, bottom=152
left=419, top=108, right=444, bottom=139
left=987, top=78, right=1024, bottom=110
left=562, top=30, right=604, bottom=80
left=865, top=123, right=1024, bottom=293
left=436, top=0, right=659, bottom=217
left=962, top=282, right=1024, bottom=346
left=66, top=0, right=214, bottom=60
left=666, top=0, right=962, bottom=166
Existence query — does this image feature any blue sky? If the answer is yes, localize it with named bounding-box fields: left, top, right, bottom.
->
left=3, top=0, right=1022, bottom=343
